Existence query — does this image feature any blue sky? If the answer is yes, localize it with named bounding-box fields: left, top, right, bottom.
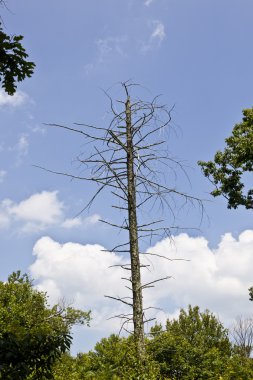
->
left=1, top=0, right=253, bottom=353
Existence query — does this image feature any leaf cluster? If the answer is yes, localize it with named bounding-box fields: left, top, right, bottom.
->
left=148, top=306, right=231, bottom=379
left=198, top=108, right=253, bottom=209
left=54, top=334, right=160, bottom=380
left=0, top=23, right=35, bottom=95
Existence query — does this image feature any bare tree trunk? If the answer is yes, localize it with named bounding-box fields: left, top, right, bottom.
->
left=125, top=96, right=145, bottom=357
left=41, top=81, right=203, bottom=362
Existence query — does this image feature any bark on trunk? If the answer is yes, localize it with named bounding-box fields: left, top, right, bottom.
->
left=125, top=96, right=145, bottom=359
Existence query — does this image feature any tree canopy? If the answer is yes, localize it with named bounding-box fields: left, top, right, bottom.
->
left=148, top=305, right=231, bottom=379
left=0, top=271, right=90, bottom=380
left=198, top=107, right=253, bottom=209
left=52, top=305, right=253, bottom=379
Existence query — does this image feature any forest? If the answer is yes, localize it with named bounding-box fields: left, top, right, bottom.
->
left=1, top=1, right=253, bottom=379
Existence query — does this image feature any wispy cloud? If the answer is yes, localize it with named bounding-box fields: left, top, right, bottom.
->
left=8, top=134, right=30, bottom=166
left=96, top=36, right=128, bottom=63
left=0, top=90, right=29, bottom=107
left=0, top=170, right=6, bottom=183
left=144, top=0, right=154, bottom=6
left=151, top=21, right=166, bottom=42
left=84, top=20, right=166, bottom=76
left=17, top=135, right=29, bottom=156
left=83, top=36, right=128, bottom=76
left=141, top=20, right=166, bottom=52
left=61, top=214, right=100, bottom=229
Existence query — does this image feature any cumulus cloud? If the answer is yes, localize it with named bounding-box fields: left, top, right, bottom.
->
left=30, top=237, right=128, bottom=331
left=0, top=191, right=64, bottom=233
left=0, top=90, right=29, bottom=107
left=29, top=230, right=253, bottom=351
left=141, top=232, right=253, bottom=325
left=10, top=191, right=64, bottom=227
left=0, top=191, right=100, bottom=234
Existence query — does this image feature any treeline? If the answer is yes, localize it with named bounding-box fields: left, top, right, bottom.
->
left=0, top=272, right=253, bottom=380
left=53, top=307, right=253, bottom=380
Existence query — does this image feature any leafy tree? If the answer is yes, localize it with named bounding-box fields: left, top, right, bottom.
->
left=198, top=107, right=253, bottom=209
left=75, top=334, right=160, bottom=380
left=52, top=306, right=253, bottom=380
left=52, top=353, right=84, bottom=380
left=148, top=306, right=231, bottom=379
left=0, top=271, right=90, bottom=380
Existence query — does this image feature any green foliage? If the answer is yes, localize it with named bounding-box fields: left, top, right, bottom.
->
left=53, top=353, right=85, bottom=380
left=0, top=23, right=35, bottom=95
left=53, top=334, right=161, bottom=380
left=148, top=306, right=231, bottom=379
left=198, top=108, right=253, bottom=209
left=52, top=305, right=253, bottom=380
left=0, top=271, right=90, bottom=380
left=221, top=354, right=253, bottom=380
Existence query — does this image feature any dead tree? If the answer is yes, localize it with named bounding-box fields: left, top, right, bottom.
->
left=40, top=82, right=203, bottom=360
left=231, top=316, right=253, bottom=357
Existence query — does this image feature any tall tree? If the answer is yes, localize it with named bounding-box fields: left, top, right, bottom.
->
left=42, top=82, right=202, bottom=360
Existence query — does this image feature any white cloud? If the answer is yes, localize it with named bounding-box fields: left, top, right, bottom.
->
left=141, top=231, right=253, bottom=324
left=0, top=191, right=100, bottom=234
left=0, top=90, right=28, bottom=107
left=30, top=237, right=128, bottom=332
left=61, top=217, right=82, bottom=229
left=15, top=192, right=62, bottom=223
left=61, top=214, right=100, bottom=229
left=29, top=230, right=253, bottom=351
left=0, top=191, right=64, bottom=233
left=10, top=191, right=64, bottom=225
